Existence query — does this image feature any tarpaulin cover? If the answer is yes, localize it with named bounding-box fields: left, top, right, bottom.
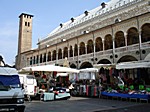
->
left=0, top=67, right=18, bottom=75
left=0, top=75, right=20, bottom=86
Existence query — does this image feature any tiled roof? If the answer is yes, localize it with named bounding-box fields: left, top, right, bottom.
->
left=47, top=0, right=134, bottom=37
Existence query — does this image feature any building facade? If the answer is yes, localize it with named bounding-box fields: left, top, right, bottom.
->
left=16, top=0, right=150, bottom=70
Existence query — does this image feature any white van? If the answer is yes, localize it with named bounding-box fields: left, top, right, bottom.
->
left=0, top=67, right=25, bottom=112
left=19, top=74, right=37, bottom=100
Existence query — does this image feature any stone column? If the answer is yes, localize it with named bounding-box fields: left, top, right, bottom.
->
left=138, top=30, right=142, bottom=60
left=73, top=46, right=74, bottom=60
left=85, top=44, right=87, bottom=54
left=93, top=40, right=95, bottom=64
left=102, top=38, right=105, bottom=52
left=124, top=32, right=128, bottom=50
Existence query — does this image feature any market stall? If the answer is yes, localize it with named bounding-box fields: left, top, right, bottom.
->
left=99, top=61, right=150, bottom=103
left=70, top=68, right=99, bottom=97
left=18, top=65, right=79, bottom=101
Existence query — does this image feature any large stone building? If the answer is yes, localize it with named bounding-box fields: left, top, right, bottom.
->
left=16, top=0, right=150, bottom=70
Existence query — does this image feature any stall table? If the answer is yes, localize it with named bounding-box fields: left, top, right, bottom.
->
left=42, top=92, right=70, bottom=101
left=55, top=93, right=70, bottom=100
left=43, top=92, right=55, bottom=101
left=101, top=91, right=150, bottom=103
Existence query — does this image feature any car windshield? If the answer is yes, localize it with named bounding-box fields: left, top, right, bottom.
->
left=0, top=75, right=21, bottom=90
left=0, top=81, right=10, bottom=91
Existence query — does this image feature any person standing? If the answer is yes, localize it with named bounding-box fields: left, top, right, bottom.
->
left=69, top=83, right=74, bottom=96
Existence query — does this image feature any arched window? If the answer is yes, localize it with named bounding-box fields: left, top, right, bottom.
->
left=63, top=47, right=68, bottom=58
left=69, top=46, right=73, bottom=57
left=87, top=40, right=94, bottom=53
left=115, top=31, right=125, bottom=48
left=58, top=49, right=62, bottom=59
left=104, top=34, right=113, bottom=50
left=74, top=44, right=78, bottom=56
left=36, top=55, right=39, bottom=64
left=79, top=42, right=85, bottom=55
left=43, top=53, right=46, bottom=62
left=40, top=54, right=42, bottom=63
left=141, top=23, right=150, bottom=42
left=127, top=27, right=139, bottom=45
left=47, top=52, right=51, bottom=61
left=30, top=57, right=32, bottom=65
left=96, top=37, right=103, bottom=52
left=52, top=50, right=56, bottom=61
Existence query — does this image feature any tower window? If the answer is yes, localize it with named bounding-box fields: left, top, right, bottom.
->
left=28, top=22, right=30, bottom=27
left=25, top=22, right=27, bottom=26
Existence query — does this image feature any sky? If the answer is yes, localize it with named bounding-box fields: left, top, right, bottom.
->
left=0, top=0, right=109, bottom=65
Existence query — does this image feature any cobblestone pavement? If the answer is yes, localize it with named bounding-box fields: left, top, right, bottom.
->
left=25, top=97, right=150, bottom=112
left=96, top=104, right=150, bottom=112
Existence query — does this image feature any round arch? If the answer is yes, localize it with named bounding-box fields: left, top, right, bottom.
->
left=70, top=63, right=77, bottom=69
left=80, top=62, right=93, bottom=69
left=97, top=59, right=111, bottom=64
left=117, top=55, right=138, bottom=63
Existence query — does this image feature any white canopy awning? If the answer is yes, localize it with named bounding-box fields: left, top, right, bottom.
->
left=94, top=64, right=116, bottom=68
left=19, top=65, right=79, bottom=73
left=79, top=68, right=98, bottom=72
left=116, top=61, right=150, bottom=69
left=56, top=73, right=68, bottom=77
